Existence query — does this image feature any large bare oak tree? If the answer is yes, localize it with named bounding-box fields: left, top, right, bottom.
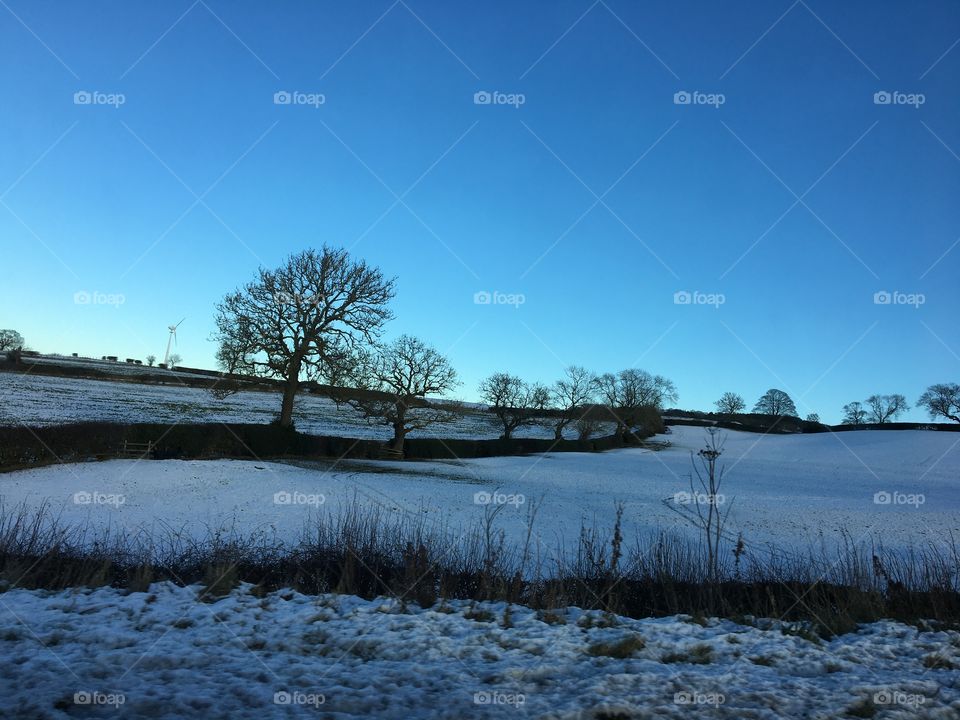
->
left=214, top=247, right=395, bottom=427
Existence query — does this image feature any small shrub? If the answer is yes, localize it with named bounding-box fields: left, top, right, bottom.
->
left=464, top=606, right=495, bottom=623
left=662, top=643, right=712, bottom=664
left=587, top=634, right=645, bottom=658
left=922, top=653, right=958, bottom=670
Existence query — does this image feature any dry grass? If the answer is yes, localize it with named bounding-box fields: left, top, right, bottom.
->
left=0, top=499, right=957, bottom=635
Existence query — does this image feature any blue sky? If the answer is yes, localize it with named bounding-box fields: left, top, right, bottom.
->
left=2, top=0, right=958, bottom=422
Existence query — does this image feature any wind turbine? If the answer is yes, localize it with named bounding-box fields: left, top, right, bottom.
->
left=163, top=319, right=185, bottom=367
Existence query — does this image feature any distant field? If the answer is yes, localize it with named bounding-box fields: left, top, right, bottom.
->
left=2, top=425, right=956, bottom=555
left=0, top=371, right=604, bottom=440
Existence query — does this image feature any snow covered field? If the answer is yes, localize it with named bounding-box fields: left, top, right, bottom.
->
left=0, top=582, right=956, bottom=719
left=3, top=373, right=959, bottom=719
left=2, top=426, right=957, bottom=557
left=0, top=371, right=596, bottom=439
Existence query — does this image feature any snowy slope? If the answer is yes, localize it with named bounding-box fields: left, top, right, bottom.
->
left=0, top=372, right=599, bottom=439
left=0, top=582, right=956, bottom=719
left=2, top=426, right=957, bottom=555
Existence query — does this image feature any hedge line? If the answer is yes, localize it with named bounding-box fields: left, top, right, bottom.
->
left=0, top=422, right=660, bottom=471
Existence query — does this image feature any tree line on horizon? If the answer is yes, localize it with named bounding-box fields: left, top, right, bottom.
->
left=713, top=387, right=959, bottom=426
left=3, top=247, right=959, bottom=442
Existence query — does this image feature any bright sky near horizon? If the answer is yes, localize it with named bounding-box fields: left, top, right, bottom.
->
left=2, top=0, right=959, bottom=422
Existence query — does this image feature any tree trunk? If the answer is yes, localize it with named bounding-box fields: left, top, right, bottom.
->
left=279, top=379, right=298, bottom=427
left=279, top=357, right=302, bottom=427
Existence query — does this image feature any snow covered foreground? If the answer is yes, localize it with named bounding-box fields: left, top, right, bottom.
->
left=2, top=426, right=958, bottom=554
left=1, top=582, right=957, bottom=720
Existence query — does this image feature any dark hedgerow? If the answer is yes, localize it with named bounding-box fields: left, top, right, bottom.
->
left=0, top=421, right=662, bottom=472
left=0, top=500, right=956, bottom=637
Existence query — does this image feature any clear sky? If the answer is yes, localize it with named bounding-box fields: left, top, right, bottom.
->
left=2, top=1, right=959, bottom=422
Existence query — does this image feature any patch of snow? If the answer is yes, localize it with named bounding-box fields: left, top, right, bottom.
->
left=0, top=582, right=955, bottom=718
left=1, top=426, right=957, bottom=556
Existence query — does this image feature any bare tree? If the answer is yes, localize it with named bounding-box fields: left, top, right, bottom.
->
left=753, top=388, right=797, bottom=417
left=805, top=413, right=820, bottom=423
left=145, top=354, right=156, bottom=367
left=0, top=329, right=24, bottom=352
left=597, top=372, right=624, bottom=436
left=619, top=369, right=678, bottom=410
left=213, top=247, right=396, bottom=428
left=335, top=335, right=462, bottom=452
left=917, top=383, right=960, bottom=423
left=598, top=369, right=676, bottom=438
left=866, top=394, right=909, bottom=424
left=714, top=392, right=745, bottom=414
left=168, top=353, right=182, bottom=369
left=842, top=401, right=867, bottom=425
left=478, top=373, right=549, bottom=439
left=550, top=365, right=597, bottom=440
